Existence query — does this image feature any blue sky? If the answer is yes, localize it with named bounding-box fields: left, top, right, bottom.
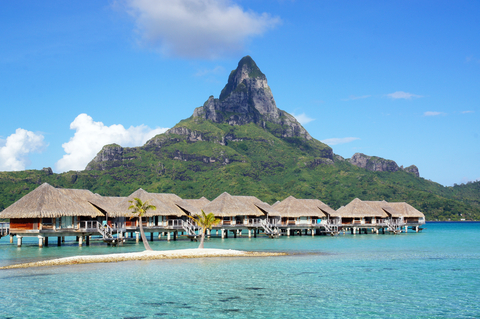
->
left=0, top=0, right=479, bottom=186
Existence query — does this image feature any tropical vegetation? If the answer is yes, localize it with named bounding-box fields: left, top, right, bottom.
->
left=187, top=210, right=221, bottom=249
left=128, top=197, right=156, bottom=251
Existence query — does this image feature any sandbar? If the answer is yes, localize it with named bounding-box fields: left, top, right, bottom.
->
left=0, top=248, right=287, bottom=270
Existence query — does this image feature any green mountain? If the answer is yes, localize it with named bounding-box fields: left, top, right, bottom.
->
left=1, top=56, right=479, bottom=221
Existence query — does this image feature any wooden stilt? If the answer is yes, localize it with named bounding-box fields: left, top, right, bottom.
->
left=78, top=236, right=83, bottom=247
left=39, top=237, right=43, bottom=248
left=44, top=237, right=48, bottom=247
left=17, top=236, right=22, bottom=247
left=174, top=232, right=177, bottom=241
left=86, top=236, right=90, bottom=246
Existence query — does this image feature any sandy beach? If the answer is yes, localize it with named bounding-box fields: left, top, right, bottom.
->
left=0, top=249, right=287, bottom=270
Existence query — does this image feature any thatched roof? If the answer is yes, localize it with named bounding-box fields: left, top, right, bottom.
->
left=273, top=196, right=325, bottom=217
left=335, top=198, right=389, bottom=218
left=297, top=199, right=337, bottom=217
left=363, top=201, right=402, bottom=218
left=111, top=189, right=185, bottom=217
left=387, top=202, right=425, bottom=218
left=150, top=193, right=201, bottom=216
left=202, top=192, right=263, bottom=217
left=183, top=197, right=211, bottom=210
left=233, top=195, right=281, bottom=216
left=0, top=183, right=104, bottom=218
left=88, top=195, right=125, bottom=216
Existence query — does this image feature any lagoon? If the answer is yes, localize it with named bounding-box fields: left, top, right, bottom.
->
left=0, top=222, right=479, bottom=318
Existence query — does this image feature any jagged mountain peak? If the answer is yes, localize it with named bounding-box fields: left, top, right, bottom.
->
left=193, top=56, right=311, bottom=140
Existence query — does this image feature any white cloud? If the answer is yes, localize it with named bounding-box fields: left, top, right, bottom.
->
left=342, top=95, right=371, bottom=101
left=291, top=112, right=315, bottom=125
left=424, top=111, right=446, bottom=117
left=462, top=110, right=475, bottom=114
left=123, top=0, right=281, bottom=59
left=321, top=137, right=360, bottom=146
left=386, top=91, right=423, bottom=99
left=0, top=128, right=46, bottom=171
left=55, top=114, right=168, bottom=172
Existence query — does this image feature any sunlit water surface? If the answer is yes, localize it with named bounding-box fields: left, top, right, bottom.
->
left=0, top=222, right=479, bottom=318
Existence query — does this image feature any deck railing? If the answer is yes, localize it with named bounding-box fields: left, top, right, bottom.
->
left=82, top=221, right=99, bottom=230
left=0, top=223, right=9, bottom=236
left=167, top=219, right=184, bottom=228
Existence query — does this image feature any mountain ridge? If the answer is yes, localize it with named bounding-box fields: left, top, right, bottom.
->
left=0, top=56, right=479, bottom=221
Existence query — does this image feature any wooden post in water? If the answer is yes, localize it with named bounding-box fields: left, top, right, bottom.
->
left=78, top=236, right=83, bottom=247
left=150, top=232, right=154, bottom=242
left=174, top=231, right=177, bottom=241
left=10, top=234, right=13, bottom=244
left=17, top=236, right=22, bottom=247
left=38, top=236, right=43, bottom=248
left=86, top=236, right=90, bottom=246
left=287, top=228, right=290, bottom=236
left=135, top=232, right=139, bottom=243
left=62, top=236, right=65, bottom=242
left=44, top=237, right=48, bottom=247
left=221, top=229, right=225, bottom=239
left=167, top=232, right=171, bottom=241
left=248, top=229, right=251, bottom=238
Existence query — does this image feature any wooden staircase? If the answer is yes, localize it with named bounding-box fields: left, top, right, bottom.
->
left=260, top=219, right=280, bottom=238
left=182, top=219, right=198, bottom=239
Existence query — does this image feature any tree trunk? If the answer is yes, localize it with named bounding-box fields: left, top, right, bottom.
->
left=139, top=216, right=152, bottom=251
left=198, top=228, right=205, bottom=249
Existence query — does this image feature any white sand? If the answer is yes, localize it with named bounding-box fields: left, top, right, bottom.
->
left=0, top=248, right=286, bottom=269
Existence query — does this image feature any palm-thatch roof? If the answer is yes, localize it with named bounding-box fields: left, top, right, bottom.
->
left=202, top=192, right=263, bottom=217
left=363, top=200, right=402, bottom=218
left=150, top=193, right=201, bottom=216
left=85, top=195, right=125, bottom=216
left=297, top=199, right=337, bottom=217
left=387, top=202, right=425, bottom=218
left=233, top=195, right=281, bottom=216
left=273, top=196, right=325, bottom=218
left=335, top=198, right=389, bottom=218
left=111, top=189, right=185, bottom=217
left=0, top=183, right=104, bottom=218
left=183, top=197, right=210, bottom=211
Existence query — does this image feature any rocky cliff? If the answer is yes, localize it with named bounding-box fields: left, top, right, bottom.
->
left=192, top=56, right=311, bottom=140
left=348, top=153, right=420, bottom=177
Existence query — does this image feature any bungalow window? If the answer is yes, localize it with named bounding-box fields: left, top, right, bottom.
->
left=42, top=218, right=53, bottom=225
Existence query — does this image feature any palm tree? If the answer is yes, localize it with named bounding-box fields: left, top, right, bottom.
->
left=187, top=210, right=221, bottom=249
left=128, top=197, right=156, bottom=251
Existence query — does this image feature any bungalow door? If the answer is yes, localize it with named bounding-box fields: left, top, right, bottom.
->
left=61, top=216, right=73, bottom=229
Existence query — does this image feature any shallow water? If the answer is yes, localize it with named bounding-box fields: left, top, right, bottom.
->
left=1, top=222, right=479, bottom=318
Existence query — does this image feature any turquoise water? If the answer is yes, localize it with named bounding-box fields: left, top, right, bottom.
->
left=0, top=222, right=479, bottom=318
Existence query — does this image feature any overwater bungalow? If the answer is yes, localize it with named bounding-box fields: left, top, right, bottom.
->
left=199, top=192, right=281, bottom=238
left=387, top=202, right=425, bottom=231
left=0, top=183, right=428, bottom=248
left=108, top=188, right=201, bottom=241
left=337, top=198, right=425, bottom=234
left=336, top=198, right=390, bottom=232
left=272, top=196, right=326, bottom=234
left=0, top=183, right=105, bottom=247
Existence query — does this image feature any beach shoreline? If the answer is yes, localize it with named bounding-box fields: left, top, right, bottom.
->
left=0, top=248, right=287, bottom=270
